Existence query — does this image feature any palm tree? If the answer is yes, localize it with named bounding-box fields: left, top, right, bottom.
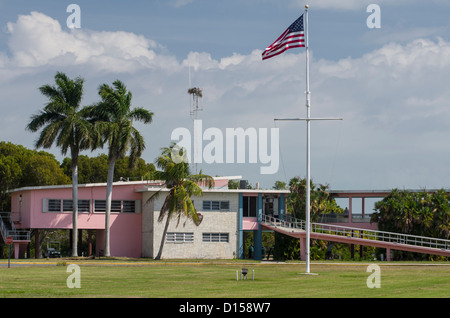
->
left=147, top=144, right=214, bottom=260
left=90, top=80, right=153, bottom=257
left=26, top=72, right=98, bottom=257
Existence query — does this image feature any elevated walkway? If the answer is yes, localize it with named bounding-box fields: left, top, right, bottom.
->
left=261, top=215, right=450, bottom=260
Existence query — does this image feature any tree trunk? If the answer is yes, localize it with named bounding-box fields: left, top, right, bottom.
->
left=71, top=151, right=79, bottom=257
left=104, top=159, right=115, bottom=257
left=155, top=215, right=170, bottom=260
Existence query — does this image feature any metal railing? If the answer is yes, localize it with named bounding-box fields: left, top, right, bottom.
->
left=0, top=212, right=30, bottom=242
left=262, top=215, right=450, bottom=251
left=318, top=214, right=372, bottom=223
left=263, top=215, right=306, bottom=231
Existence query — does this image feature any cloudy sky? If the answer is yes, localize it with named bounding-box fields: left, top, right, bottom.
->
left=1, top=0, right=450, bottom=191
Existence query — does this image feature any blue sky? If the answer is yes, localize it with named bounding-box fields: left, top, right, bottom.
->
left=1, top=1, right=450, bottom=190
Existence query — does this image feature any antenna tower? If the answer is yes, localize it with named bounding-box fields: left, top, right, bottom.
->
left=188, top=87, right=203, bottom=174
left=188, top=87, right=203, bottom=120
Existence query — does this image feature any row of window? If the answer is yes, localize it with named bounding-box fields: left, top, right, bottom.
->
left=43, top=199, right=232, bottom=214
left=43, top=199, right=140, bottom=214
left=202, top=200, right=230, bottom=211
left=166, top=232, right=229, bottom=243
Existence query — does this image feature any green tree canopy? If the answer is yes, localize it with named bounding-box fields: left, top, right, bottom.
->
left=61, top=154, right=155, bottom=184
left=371, top=189, right=450, bottom=240
left=0, top=141, right=70, bottom=211
left=288, top=177, right=343, bottom=221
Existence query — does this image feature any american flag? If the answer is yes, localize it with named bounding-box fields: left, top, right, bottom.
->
left=262, top=14, right=305, bottom=60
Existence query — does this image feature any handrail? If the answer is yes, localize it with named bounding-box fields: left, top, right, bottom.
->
left=0, top=212, right=30, bottom=242
left=263, top=214, right=306, bottom=231
left=7, top=230, right=30, bottom=241
left=312, top=222, right=450, bottom=250
left=262, top=215, right=450, bottom=251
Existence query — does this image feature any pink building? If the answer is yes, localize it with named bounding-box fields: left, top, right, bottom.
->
left=8, top=180, right=146, bottom=258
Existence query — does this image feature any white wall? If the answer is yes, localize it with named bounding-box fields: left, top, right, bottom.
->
left=142, top=191, right=239, bottom=259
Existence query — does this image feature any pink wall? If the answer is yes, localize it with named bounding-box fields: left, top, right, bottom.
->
left=243, top=217, right=259, bottom=230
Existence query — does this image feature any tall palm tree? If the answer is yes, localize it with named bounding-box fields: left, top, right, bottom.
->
left=26, top=72, right=98, bottom=257
left=147, top=144, right=214, bottom=260
left=91, top=80, right=153, bottom=257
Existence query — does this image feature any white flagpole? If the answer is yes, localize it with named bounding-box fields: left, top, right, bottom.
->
left=304, top=4, right=311, bottom=274
left=274, top=5, right=342, bottom=275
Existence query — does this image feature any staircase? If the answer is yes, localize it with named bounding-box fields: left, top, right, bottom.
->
left=262, top=215, right=450, bottom=258
left=0, top=212, right=30, bottom=242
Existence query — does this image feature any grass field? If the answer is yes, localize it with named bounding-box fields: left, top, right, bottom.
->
left=0, top=259, right=449, bottom=298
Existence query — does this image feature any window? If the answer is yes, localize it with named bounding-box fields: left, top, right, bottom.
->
left=203, top=201, right=211, bottom=210
left=202, top=233, right=229, bottom=243
left=211, top=201, right=220, bottom=210
left=78, top=200, right=90, bottom=212
left=63, top=200, right=72, bottom=212
left=202, top=200, right=230, bottom=211
left=111, top=200, right=121, bottom=213
left=94, top=200, right=121, bottom=213
left=220, top=201, right=229, bottom=210
left=122, top=201, right=135, bottom=213
left=94, top=200, right=106, bottom=212
left=243, top=196, right=257, bottom=217
left=48, top=199, right=61, bottom=212
left=62, top=200, right=90, bottom=212
left=166, top=232, right=194, bottom=243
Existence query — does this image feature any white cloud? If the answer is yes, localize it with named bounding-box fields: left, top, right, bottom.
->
left=4, top=11, right=179, bottom=73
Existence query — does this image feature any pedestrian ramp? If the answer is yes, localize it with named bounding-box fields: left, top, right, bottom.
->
left=261, top=215, right=450, bottom=258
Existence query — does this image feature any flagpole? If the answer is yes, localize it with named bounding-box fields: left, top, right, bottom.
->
left=271, top=4, right=342, bottom=275
left=304, top=4, right=311, bottom=275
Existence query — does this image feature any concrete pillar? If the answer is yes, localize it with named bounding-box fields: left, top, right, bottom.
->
left=300, top=237, right=306, bottom=261
left=278, top=194, right=285, bottom=219
left=87, top=230, right=93, bottom=256
left=14, top=243, right=19, bottom=259
left=386, top=248, right=391, bottom=261
left=238, top=193, right=244, bottom=259
left=34, top=229, right=41, bottom=259
left=253, top=193, right=263, bottom=260
left=78, top=229, right=83, bottom=256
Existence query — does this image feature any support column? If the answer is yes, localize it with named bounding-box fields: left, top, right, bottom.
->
left=253, top=193, right=263, bottom=260
left=14, top=243, right=20, bottom=259
left=34, top=229, right=41, bottom=259
left=238, top=193, right=244, bottom=259
left=278, top=193, right=285, bottom=220
left=300, top=237, right=306, bottom=261
left=386, top=248, right=391, bottom=261
left=78, top=229, right=83, bottom=257
left=88, top=230, right=93, bottom=256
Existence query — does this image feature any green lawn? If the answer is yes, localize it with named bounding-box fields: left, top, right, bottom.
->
left=0, top=259, right=449, bottom=298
